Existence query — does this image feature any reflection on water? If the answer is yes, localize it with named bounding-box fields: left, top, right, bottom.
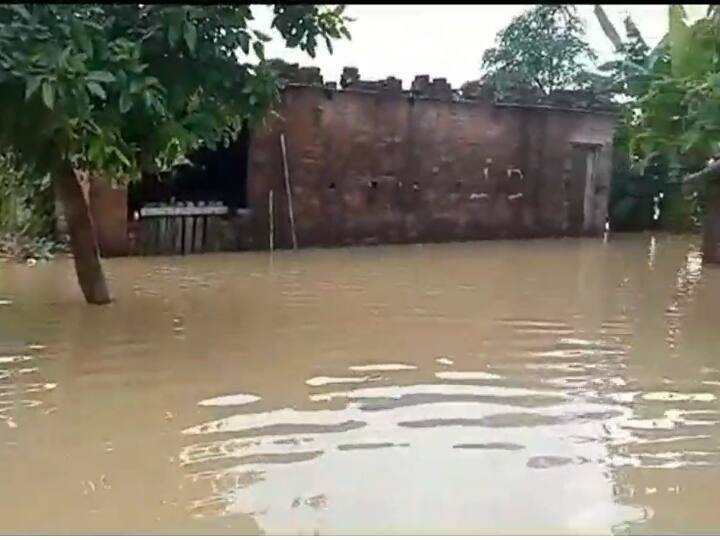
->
left=1, top=234, right=720, bottom=533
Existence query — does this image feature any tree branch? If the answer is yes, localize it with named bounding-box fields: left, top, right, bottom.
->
left=684, top=159, right=720, bottom=186
left=533, top=77, right=548, bottom=96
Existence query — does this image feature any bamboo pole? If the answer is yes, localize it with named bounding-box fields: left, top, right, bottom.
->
left=280, top=133, right=298, bottom=250
left=268, top=189, right=274, bottom=252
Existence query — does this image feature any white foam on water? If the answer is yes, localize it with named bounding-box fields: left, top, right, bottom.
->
left=435, top=371, right=502, bottom=381
left=306, top=376, right=369, bottom=387
left=0, top=355, right=32, bottom=365
left=348, top=363, right=417, bottom=372
left=199, top=393, right=261, bottom=407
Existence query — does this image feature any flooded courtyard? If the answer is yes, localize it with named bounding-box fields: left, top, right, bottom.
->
left=1, top=233, right=720, bottom=534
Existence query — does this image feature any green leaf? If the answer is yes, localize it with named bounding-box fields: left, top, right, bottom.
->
left=679, top=128, right=704, bottom=153
left=41, top=80, right=55, bottom=110
left=619, top=59, right=648, bottom=76
left=84, top=20, right=103, bottom=32
left=647, top=34, right=669, bottom=71
left=168, top=19, right=181, bottom=47
left=111, top=146, right=131, bottom=168
left=669, top=4, right=692, bottom=77
left=119, top=92, right=132, bottom=113
left=58, top=47, right=72, bottom=68
left=129, top=78, right=144, bottom=94
left=254, top=30, right=271, bottom=42
left=238, top=32, right=250, bottom=54
left=593, top=5, right=623, bottom=52
left=24, top=76, right=43, bottom=100
left=11, top=5, right=31, bottom=20
left=86, top=81, right=106, bottom=100
left=183, top=20, right=197, bottom=53
left=73, top=22, right=94, bottom=58
left=253, top=40, right=264, bottom=60
left=87, top=71, right=115, bottom=83
left=596, top=61, right=619, bottom=72
left=143, top=76, right=160, bottom=89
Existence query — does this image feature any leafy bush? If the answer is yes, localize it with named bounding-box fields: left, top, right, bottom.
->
left=0, top=152, right=58, bottom=260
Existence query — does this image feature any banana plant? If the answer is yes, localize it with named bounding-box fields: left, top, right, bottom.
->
left=592, top=5, right=678, bottom=230
left=634, top=5, right=720, bottom=168
left=592, top=5, right=669, bottom=99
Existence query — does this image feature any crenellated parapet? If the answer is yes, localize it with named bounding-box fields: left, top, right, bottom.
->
left=271, top=62, right=618, bottom=113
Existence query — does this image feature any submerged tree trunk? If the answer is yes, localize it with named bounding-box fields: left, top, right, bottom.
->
left=684, top=161, right=720, bottom=264
left=703, top=185, right=720, bottom=264
left=53, top=164, right=112, bottom=305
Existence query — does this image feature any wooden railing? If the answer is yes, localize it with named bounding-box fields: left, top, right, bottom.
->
left=137, top=201, right=236, bottom=255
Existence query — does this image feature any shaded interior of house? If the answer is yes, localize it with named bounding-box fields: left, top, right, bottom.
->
left=77, top=65, right=619, bottom=258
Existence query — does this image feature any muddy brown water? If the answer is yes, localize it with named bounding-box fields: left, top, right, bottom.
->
left=1, top=233, right=720, bottom=534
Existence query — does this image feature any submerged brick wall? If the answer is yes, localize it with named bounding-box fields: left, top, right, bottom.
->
left=246, top=82, right=617, bottom=250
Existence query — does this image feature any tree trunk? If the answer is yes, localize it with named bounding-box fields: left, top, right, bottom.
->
left=53, top=164, right=112, bottom=304
left=684, top=161, right=720, bottom=264
left=702, top=184, right=720, bottom=264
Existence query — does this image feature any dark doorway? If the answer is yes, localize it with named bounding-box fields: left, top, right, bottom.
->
left=127, top=123, right=251, bottom=217
left=568, top=142, right=601, bottom=235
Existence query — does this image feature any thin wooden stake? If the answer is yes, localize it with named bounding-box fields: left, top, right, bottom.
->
left=268, top=189, right=275, bottom=252
left=280, top=133, right=298, bottom=250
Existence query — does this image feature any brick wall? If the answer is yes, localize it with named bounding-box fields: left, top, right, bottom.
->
left=246, top=84, right=617, bottom=250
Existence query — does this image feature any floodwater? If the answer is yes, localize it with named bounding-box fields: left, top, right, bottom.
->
left=1, top=233, right=720, bottom=534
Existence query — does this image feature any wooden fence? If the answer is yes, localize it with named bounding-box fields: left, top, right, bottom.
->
left=138, top=201, right=230, bottom=255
